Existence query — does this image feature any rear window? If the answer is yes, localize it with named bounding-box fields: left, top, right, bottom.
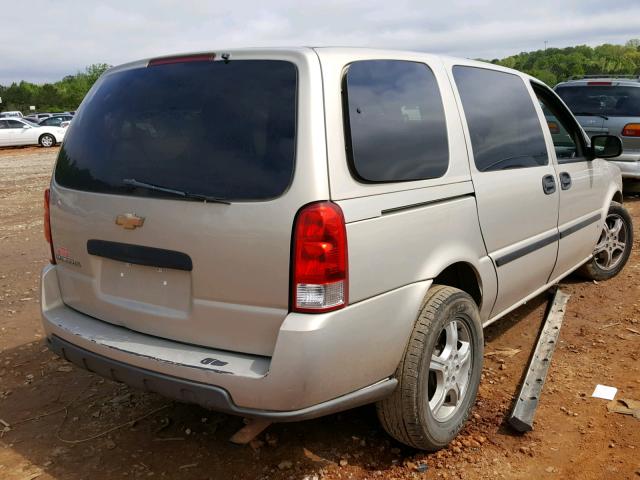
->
left=555, top=85, right=640, bottom=117
left=343, top=60, right=449, bottom=183
left=55, top=59, right=297, bottom=201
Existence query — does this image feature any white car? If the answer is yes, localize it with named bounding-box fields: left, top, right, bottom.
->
left=0, top=110, right=24, bottom=118
left=0, top=117, right=65, bottom=147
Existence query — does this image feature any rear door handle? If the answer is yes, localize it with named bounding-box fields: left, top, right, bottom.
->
left=542, top=174, right=556, bottom=195
left=559, top=172, right=572, bottom=190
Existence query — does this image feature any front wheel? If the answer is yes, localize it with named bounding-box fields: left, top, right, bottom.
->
left=579, top=202, right=633, bottom=281
left=39, top=134, right=56, bottom=148
left=377, top=285, right=483, bottom=451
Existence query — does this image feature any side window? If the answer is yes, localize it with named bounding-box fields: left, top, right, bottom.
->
left=0, top=121, right=7, bottom=129
left=453, top=66, right=548, bottom=172
left=6, top=120, right=24, bottom=129
left=533, top=84, right=585, bottom=163
left=343, top=60, right=449, bottom=183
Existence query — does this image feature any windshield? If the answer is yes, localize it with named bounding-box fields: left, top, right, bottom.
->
left=556, top=85, right=640, bottom=117
left=55, top=59, right=297, bottom=201
left=22, top=119, right=41, bottom=127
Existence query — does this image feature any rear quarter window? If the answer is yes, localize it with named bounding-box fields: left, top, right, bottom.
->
left=55, top=59, right=297, bottom=201
left=453, top=66, right=548, bottom=172
left=343, top=60, right=449, bottom=183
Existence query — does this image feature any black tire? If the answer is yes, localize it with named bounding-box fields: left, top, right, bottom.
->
left=376, top=285, right=483, bottom=451
left=578, top=202, right=633, bottom=281
left=39, top=134, right=56, bottom=148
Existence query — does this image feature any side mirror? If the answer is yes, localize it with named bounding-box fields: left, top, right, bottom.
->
left=22, top=125, right=30, bottom=129
left=588, top=135, right=622, bottom=159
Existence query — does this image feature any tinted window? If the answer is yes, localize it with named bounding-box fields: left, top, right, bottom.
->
left=556, top=85, right=640, bottom=117
left=533, top=84, right=586, bottom=162
left=6, top=120, right=24, bottom=129
left=344, top=60, right=448, bottom=182
left=453, top=66, right=548, bottom=171
left=42, top=117, right=63, bottom=126
left=55, top=60, right=297, bottom=201
left=539, top=103, right=578, bottom=160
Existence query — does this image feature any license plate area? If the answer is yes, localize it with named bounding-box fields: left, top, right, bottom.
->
left=100, top=260, right=191, bottom=311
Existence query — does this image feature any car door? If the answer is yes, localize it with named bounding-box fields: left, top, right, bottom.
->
left=5, top=119, right=32, bottom=145
left=449, top=64, right=560, bottom=319
left=532, top=82, right=607, bottom=281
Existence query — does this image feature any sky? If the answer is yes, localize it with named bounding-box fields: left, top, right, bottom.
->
left=1, top=0, right=640, bottom=85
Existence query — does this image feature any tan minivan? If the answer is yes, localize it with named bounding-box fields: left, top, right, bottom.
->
left=41, top=48, right=632, bottom=450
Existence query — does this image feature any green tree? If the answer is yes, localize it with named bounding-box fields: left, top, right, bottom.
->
left=482, top=40, right=640, bottom=86
left=0, top=63, right=111, bottom=113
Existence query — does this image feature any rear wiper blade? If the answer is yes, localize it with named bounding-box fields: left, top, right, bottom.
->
left=573, top=112, right=609, bottom=120
left=122, top=178, right=231, bottom=205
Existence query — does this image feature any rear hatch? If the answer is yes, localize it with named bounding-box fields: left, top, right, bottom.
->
left=49, top=51, right=326, bottom=356
left=556, top=82, right=640, bottom=153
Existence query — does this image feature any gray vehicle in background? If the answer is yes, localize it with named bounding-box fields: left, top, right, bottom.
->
left=555, top=76, right=640, bottom=188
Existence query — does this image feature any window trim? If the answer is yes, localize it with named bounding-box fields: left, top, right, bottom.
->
left=531, top=81, right=589, bottom=165
left=341, top=59, right=449, bottom=184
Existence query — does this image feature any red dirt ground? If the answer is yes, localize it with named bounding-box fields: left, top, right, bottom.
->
left=1, top=146, right=639, bottom=479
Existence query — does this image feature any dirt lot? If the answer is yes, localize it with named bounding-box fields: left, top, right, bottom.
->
left=1, top=146, right=639, bottom=480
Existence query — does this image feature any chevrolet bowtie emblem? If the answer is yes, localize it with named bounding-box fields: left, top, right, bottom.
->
left=115, top=213, right=145, bottom=230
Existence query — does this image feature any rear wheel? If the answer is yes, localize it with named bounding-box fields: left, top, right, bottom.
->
left=377, top=285, right=483, bottom=451
left=579, top=202, right=633, bottom=281
left=39, top=134, right=55, bottom=148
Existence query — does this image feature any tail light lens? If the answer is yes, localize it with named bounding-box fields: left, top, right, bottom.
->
left=44, top=188, right=56, bottom=264
left=292, top=202, right=348, bottom=313
left=622, top=123, right=640, bottom=137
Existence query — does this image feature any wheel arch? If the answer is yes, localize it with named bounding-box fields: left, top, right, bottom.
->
left=611, top=190, right=623, bottom=204
left=432, top=261, right=483, bottom=309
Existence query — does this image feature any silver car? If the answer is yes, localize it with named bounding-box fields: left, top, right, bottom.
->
left=40, top=48, right=633, bottom=451
left=555, top=76, right=640, bottom=187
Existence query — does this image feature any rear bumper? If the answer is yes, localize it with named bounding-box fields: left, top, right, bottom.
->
left=41, top=264, right=429, bottom=418
left=47, top=335, right=396, bottom=421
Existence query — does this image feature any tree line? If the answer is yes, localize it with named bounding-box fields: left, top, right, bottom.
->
left=487, top=39, right=640, bottom=86
left=0, top=63, right=110, bottom=113
left=2, top=40, right=640, bottom=114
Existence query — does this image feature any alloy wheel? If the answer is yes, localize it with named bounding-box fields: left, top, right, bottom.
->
left=428, top=318, right=473, bottom=422
left=593, top=213, right=627, bottom=271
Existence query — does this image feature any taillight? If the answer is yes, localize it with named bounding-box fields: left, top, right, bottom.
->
left=148, top=54, right=215, bottom=67
left=44, top=188, right=56, bottom=264
left=622, top=123, right=640, bottom=137
left=587, top=81, right=612, bottom=86
left=292, top=202, right=348, bottom=313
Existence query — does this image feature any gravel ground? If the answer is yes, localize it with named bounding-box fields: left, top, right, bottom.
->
left=0, top=146, right=639, bottom=480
